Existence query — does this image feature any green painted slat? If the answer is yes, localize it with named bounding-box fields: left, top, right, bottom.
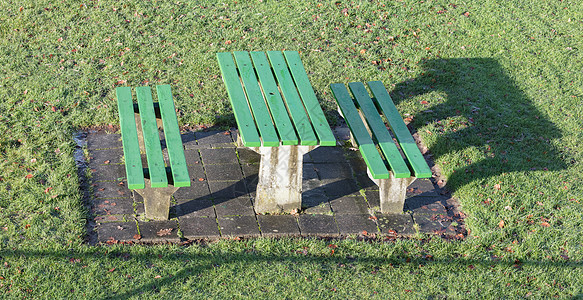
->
left=136, top=86, right=168, bottom=188
left=233, top=52, right=280, bottom=147
left=216, top=52, right=261, bottom=147
left=156, top=85, right=191, bottom=187
left=367, top=81, right=432, bottom=178
left=250, top=51, right=298, bottom=145
left=115, top=87, right=145, bottom=189
left=348, top=82, right=410, bottom=178
left=330, top=83, right=389, bottom=179
left=283, top=51, right=336, bottom=146
left=267, top=51, right=318, bottom=146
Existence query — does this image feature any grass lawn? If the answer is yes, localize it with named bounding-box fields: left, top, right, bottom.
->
left=1, top=0, right=582, bottom=298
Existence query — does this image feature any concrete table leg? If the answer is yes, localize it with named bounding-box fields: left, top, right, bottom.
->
left=368, top=168, right=416, bottom=214
left=134, top=179, right=179, bottom=220
left=247, top=145, right=317, bottom=214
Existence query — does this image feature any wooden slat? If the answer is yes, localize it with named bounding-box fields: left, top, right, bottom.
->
left=250, top=51, right=298, bottom=145
left=283, top=51, right=336, bottom=146
left=216, top=52, right=262, bottom=147
left=330, top=83, right=389, bottom=179
left=136, top=86, right=168, bottom=188
left=367, top=81, right=432, bottom=178
left=348, top=82, right=411, bottom=178
left=267, top=51, right=318, bottom=146
left=156, top=85, right=191, bottom=187
left=233, top=52, right=280, bottom=147
left=115, top=87, right=145, bottom=189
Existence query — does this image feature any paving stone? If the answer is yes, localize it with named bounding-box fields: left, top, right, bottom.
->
left=348, top=157, right=369, bottom=176
left=205, top=164, right=243, bottom=181
left=184, top=149, right=201, bottom=166
left=302, top=152, right=313, bottom=163
left=214, top=196, right=254, bottom=216
left=335, top=214, right=379, bottom=235
left=315, top=163, right=353, bottom=182
left=355, top=174, right=377, bottom=190
left=241, top=163, right=259, bottom=193
left=308, top=146, right=347, bottom=163
left=237, top=148, right=261, bottom=164
left=186, top=164, right=206, bottom=182
left=258, top=215, right=300, bottom=237
left=173, top=182, right=211, bottom=201
left=376, top=214, right=415, bottom=236
left=413, top=214, right=451, bottom=235
left=88, top=149, right=124, bottom=167
left=301, top=189, right=331, bottom=214
left=92, top=181, right=131, bottom=199
left=93, top=198, right=135, bottom=215
left=195, top=131, right=235, bottom=148
left=200, top=148, right=239, bottom=164
left=407, top=179, right=438, bottom=197
left=89, top=164, right=126, bottom=182
left=323, top=178, right=360, bottom=197
left=94, top=214, right=132, bottom=223
left=330, top=196, right=370, bottom=215
left=303, top=163, right=319, bottom=180
left=208, top=180, right=248, bottom=199
left=218, top=216, right=260, bottom=237
left=178, top=216, right=220, bottom=239
left=97, top=221, right=139, bottom=243
left=298, top=214, right=339, bottom=237
left=405, top=197, right=447, bottom=215
left=138, top=220, right=180, bottom=243
left=303, top=178, right=323, bottom=191
left=174, top=198, right=215, bottom=218
left=181, top=132, right=198, bottom=150
left=134, top=200, right=144, bottom=215
left=364, top=190, right=381, bottom=210
left=87, top=133, right=122, bottom=150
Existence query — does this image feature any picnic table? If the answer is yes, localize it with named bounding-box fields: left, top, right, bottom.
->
left=217, top=51, right=335, bottom=213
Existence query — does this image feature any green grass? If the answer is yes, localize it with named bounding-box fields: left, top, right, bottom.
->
left=0, top=0, right=582, bottom=298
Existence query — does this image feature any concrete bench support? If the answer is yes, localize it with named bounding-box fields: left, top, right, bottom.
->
left=241, top=136, right=317, bottom=213
left=368, top=169, right=416, bottom=214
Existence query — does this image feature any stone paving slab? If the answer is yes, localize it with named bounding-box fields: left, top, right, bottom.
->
left=85, top=129, right=465, bottom=244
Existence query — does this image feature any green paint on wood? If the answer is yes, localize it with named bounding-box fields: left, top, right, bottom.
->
left=115, top=87, right=145, bottom=189
left=348, top=82, right=410, bottom=178
left=250, top=51, right=298, bottom=145
left=136, top=86, right=168, bottom=188
left=367, top=81, right=432, bottom=178
left=233, top=52, right=280, bottom=147
left=216, top=52, right=261, bottom=147
left=267, top=51, right=317, bottom=146
left=330, top=83, right=389, bottom=179
left=283, top=51, right=335, bottom=146
left=156, top=85, right=191, bottom=187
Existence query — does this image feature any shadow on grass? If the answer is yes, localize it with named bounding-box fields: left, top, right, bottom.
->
left=391, top=58, right=567, bottom=191
left=0, top=247, right=580, bottom=298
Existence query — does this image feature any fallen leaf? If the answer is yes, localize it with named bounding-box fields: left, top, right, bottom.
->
left=44, top=187, right=53, bottom=194
left=157, top=228, right=173, bottom=236
left=494, top=184, right=501, bottom=190
left=498, top=220, right=505, bottom=228
left=108, top=268, right=116, bottom=272
left=104, top=160, right=110, bottom=164
left=360, top=49, right=366, bottom=54
left=133, top=234, right=142, bottom=240
left=25, top=174, right=33, bottom=179
left=198, top=178, right=205, bottom=182
left=541, top=222, right=550, bottom=227
left=155, top=275, right=162, bottom=278
left=420, top=100, right=429, bottom=105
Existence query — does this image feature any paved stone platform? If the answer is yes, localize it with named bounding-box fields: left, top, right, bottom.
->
left=82, top=129, right=465, bottom=244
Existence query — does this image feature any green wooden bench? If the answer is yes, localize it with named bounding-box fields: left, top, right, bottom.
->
left=217, top=50, right=336, bottom=213
left=330, top=81, right=432, bottom=214
left=115, top=85, right=190, bottom=220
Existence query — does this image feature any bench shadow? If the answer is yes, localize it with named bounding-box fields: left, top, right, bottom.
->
left=390, top=58, right=567, bottom=191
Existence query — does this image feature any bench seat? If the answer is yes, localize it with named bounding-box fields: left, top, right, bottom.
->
left=116, top=85, right=190, bottom=220
left=330, top=81, right=432, bottom=213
